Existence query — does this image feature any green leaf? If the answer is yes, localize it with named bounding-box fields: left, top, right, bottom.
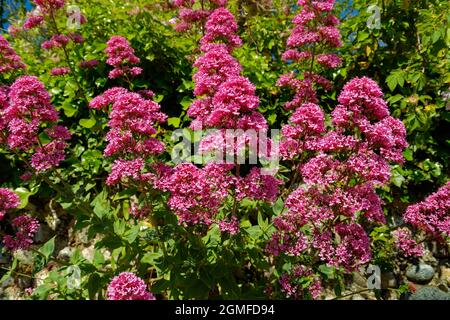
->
left=154, top=94, right=164, bottom=103
left=168, top=117, right=181, bottom=128
left=14, top=187, right=34, bottom=209
left=123, top=225, right=140, bottom=244
left=273, top=198, right=284, bottom=215
left=403, top=148, right=413, bottom=161
left=39, top=236, right=56, bottom=261
left=141, top=251, right=163, bottom=265
left=79, top=117, right=97, bottom=129
left=319, top=265, right=335, bottom=279
left=92, top=190, right=110, bottom=219
left=61, top=100, right=77, bottom=117
left=386, top=74, right=398, bottom=91
left=113, top=219, right=126, bottom=236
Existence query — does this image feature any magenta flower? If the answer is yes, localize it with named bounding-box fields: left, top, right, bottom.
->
left=0, top=188, right=20, bottom=221
left=3, top=215, right=40, bottom=251
left=50, top=66, right=71, bottom=76
left=107, top=272, right=155, bottom=300
left=0, top=35, right=26, bottom=73
left=392, top=228, right=424, bottom=258
left=105, top=36, right=142, bottom=79
left=404, top=182, right=450, bottom=238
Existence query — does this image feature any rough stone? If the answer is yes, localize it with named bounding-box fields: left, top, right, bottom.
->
left=57, top=246, right=74, bottom=261
left=34, top=269, right=49, bottom=288
left=34, top=224, right=52, bottom=243
left=406, top=264, right=435, bottom=284
left=81, top=246, right=94, bottom=262
left=409, top=286, right=450, bottom=300
left=381, top=272, right=397, bottom=288
left=440, top=266, right=450, bottom=287
left=352, top=272, right=367, bottom=288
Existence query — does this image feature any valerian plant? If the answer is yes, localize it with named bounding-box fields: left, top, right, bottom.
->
left=0, top=0, right=448, bottom=301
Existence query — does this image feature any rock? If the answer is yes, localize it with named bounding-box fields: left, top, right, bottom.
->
left=70, top=227, right=90, bottom=245
left=437, top=282, right=448, bottom=293
left=81, top=246, right=94, bottom=262
left=409, top=286, right=450, bottom=300
left=34, top=224, right=52, bottom=243
left=57, top=246, right=74, bottom=261
left=3, top=286, right=22, bottom=300
left=352, top=272, right=367, bottom=288
left=13, top=250, right=34, bottom=265
left=440, top=267, right=450, bottom=287
left=406, top=264, right=435, bottom=284
left=0, top=246, right=9, bottom=264
left=381, top=272, right=397, bottom=289
left=34, top=269, right=49, bottom=287
left=430, top=241, right=450, bottom=259
left=17, top=277, right=32, bottom=290
left=351, top=294, right=365, bottom=300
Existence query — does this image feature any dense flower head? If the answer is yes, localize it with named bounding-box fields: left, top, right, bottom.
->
left=107, top=272, right=155, bottom=300
left=0, top=86, right=9, bottom=142
left=50, top=66, right=71, bottom=76
left=236, top=167, right=282, bottom=203
left=5, top=76, right=59, bottom=150
left=403, top=182, right=450, bottom=238
left=279, top=265, right=322, bottom=299
left=173, top=0, right=228, bottom=32
left=23, top=14, right=44, bottom=29
left=33, top=0, right=65, bottom=13
left=2, top=76, right=70, bottom=170
left=105, top=36, right=142, bottom=79
left=79, top=59, right=99, bottom=69
left=192, top=43, right=242, bottom=97
left=90, top=88, right=166, bottom=158
left=279, top=103, right=325, bottom=159
left=0, top=188, right=20, bottom=221
left=335, top=77, right=390, bottom=123
left=392, top=228, right=424, bottom=258
left=157, top=162, right=234, bottom=225
left=0, top=35, right=26, bottom=73
left=206, top=76, right=260, bottom=128
left=313, top=222, right=371, bottom=271
left=218, top=216, right=239, bottom=235
left=106, top=158, right=145, bottom=186
left=200, top=8, right=242, bottom=49
left=3, top=215, right=40, bottom=251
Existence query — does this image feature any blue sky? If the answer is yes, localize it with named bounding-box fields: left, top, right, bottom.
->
left=1, top=0, right=33, bottom=30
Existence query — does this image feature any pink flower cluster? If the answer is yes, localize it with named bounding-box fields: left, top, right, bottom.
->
left=23, top=14, right=44, bottom=30
left=0, top=35, right=26, bottom=73
left=105, top=36, right=142, bottom=79
left=1, top=76, right=71, bottom=171
left=188, top=7, right=270, bottom=157
left=392, top=228, right=424, bottom=258
left=107, top=272, right=155, bottom=300
left=162, top=7, right=281, bottom=229
left=0, top=188, right=20, bottom=221
left=157, top=163, right=233, bottom=225
left=173, top=0, right=228, bottom=32
left=79, top=59, right=99, bottom=69
left=279, top=265, right=322, bottom=299
left=270, top=77, right=407, bottom=274
left=403, top=182, right=450, bottom=239
left=278, top=0, right=342, bottom=109
left=50, top=66, right=71, bottom=76
left=3, top=215, right=40, bottom=252
left=89, top=87, right=167, bottom=186
left=33, top=0, right=65, bottom=13
left=158, top=162, right=281, bottom=227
